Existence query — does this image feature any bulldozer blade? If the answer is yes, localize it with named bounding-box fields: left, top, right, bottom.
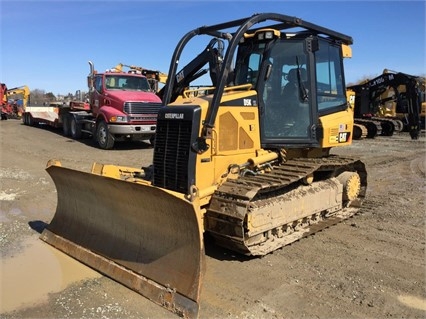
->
left=41, top=164, right=204, bottom=318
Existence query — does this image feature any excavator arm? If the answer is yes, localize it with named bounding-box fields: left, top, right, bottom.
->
left=5, top=85, right=30, bottom=108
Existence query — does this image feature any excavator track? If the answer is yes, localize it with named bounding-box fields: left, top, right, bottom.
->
left=372, top=117, right=396, bottom=136
left=205, top=156, right=367, bottom=256
left=354, top=119, right=382, bottom=138
left=353, top=123, right=368, bottom=140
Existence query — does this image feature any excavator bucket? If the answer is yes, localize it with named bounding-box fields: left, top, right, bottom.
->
left=40, top=163, right=204, bottom=318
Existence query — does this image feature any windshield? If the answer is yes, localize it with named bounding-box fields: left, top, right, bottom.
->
left=105, top=75, right=151, bottom=91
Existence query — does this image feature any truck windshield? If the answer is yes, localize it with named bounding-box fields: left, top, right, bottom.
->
left=105, top=75, right=151, bottom=91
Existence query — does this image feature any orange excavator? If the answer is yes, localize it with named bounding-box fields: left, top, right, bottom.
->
left=1, top=83, right=30, bottom=120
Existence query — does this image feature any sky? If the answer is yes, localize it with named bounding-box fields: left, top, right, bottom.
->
left=1, top=0, right=425, bottom=96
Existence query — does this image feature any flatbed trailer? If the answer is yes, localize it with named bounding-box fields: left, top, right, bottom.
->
left=22, top=101, right=89, bottom=130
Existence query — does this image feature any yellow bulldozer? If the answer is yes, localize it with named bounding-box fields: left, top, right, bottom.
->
left=41, top=13, right=367, bottom=318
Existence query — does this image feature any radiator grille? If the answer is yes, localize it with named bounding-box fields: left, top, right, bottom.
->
left=123, top=102, right=163, bottom=114
left=153, top=107, right=200, bottom=194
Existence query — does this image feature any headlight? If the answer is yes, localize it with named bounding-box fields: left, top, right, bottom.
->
left=110, top=115, right=128, bottom=123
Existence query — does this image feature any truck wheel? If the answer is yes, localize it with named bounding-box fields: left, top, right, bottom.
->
left=70, top=116, right=82, bottom=139
left=149, top=134, right=156, bottom=146
left=96, top=121, right=114, bottom=149
left=62, top=115, right=71, bottom=137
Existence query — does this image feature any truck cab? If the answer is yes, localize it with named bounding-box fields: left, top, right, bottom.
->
left=88, top=70, right=162, bottom=148
left=65, top=62, right=164, bottom=149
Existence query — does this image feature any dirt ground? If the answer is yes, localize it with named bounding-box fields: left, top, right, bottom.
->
left=1, top=119, right=425, bottom=319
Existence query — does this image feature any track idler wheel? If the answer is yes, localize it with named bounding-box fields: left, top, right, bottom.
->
left=364, top=122, right=378, bottom=138
left=380, top=120, right=395, bottom=136
left=336, top=171, right=361, bottom=205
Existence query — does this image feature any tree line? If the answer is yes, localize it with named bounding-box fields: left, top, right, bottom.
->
left=29, top=89, right=86, bottom=106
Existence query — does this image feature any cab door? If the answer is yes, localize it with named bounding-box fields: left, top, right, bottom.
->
left=90, top=74, right=103, bottom=115
left=258, top=38, right=319, bottom=148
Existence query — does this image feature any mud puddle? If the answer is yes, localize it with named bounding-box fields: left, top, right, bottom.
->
left=1, top=236, right=101, bottom=314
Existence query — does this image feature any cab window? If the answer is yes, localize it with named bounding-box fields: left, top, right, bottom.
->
left=315, top=41, right=347, bottom=112
left=94, top=75, right=103, bottom=92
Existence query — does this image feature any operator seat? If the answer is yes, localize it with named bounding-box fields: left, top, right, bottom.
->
left=281, top=68, right=310, bottom=136
left=282, top=68, right=307, bottom=102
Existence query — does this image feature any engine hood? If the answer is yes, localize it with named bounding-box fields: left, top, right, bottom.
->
left=105, top=90, right=162, bottom=103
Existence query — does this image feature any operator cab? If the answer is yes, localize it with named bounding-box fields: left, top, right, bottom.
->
left=233, top=29, right=348, bottom=148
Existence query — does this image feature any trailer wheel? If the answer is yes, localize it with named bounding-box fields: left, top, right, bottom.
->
left=70, top=116, right=82, bottom=139
left=27, top=114, right=34, bottom=126
left=62, top=115, right=71, bottom=137
left=96, top=121, right=114, bottom=149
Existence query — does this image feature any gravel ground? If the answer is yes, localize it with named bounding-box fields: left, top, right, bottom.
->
left=1, top=119, right=425, bottom=319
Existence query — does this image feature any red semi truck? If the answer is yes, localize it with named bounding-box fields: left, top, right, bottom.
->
left=22, top=61, right=163, bottom=149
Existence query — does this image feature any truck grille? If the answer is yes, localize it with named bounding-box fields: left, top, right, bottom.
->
left=123, top=102, right=163, bottom=114
left=153, top=106, right=201, bottom=194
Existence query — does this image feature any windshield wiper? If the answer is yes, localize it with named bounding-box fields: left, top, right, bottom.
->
left=296, top=56, right=308, bottom=102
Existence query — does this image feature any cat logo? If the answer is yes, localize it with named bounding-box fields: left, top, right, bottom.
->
left=338, top=132, right=349, bottom=143
left=165, top=113, right=184, bottom=119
